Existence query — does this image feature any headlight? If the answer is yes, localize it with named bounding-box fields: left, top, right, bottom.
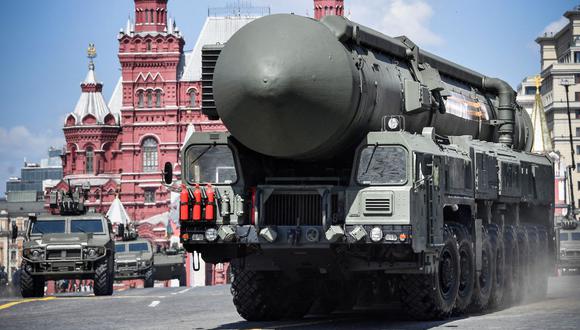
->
left=140, top=261, right=148, bottom=267
left=370, top=227, right=383, bottom=243
left=26, top=249, right=44, bottom=260
left=205, top=228, right=218, bottom=242
left=88, top=248, right=97, bottom=257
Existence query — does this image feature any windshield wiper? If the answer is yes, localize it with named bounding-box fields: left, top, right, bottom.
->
left=362, top=144, right=379, bottom=175
left=190, top=145, right=214, bottom=166
left=74, top=227, right=88, bottom=234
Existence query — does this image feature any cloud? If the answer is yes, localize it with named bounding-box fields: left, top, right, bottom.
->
left=541, top=16, right=567, bottom=36
left=350, top=0, right=443, bottom=46
left=0, top=126, right=64, bottom=195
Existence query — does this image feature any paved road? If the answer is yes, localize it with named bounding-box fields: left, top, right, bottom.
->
left=1, top=276, right=580, bottom=330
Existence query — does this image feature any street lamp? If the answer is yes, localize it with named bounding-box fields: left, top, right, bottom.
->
left=560, top=76, right=577, bottom=222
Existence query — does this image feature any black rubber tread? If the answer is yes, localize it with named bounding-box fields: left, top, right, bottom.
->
left=144, top=268, right=154, bottom=288
left=20, top=263, right=44, bottom=298
left=231, top=269, right=286, bottom=321
left=501, top=226, right=520, bottom=306
left=94, top=257, right=114, bottom=296
left=179, top=269, right=187, bottom=287
left=469, top=230, right=494, bottom=312
left=535, top=228, right=549, bottom=299
left=283, top=280, right=315, bottom=319
left=515, top=227, right=530, bottom=302
left=448, top=223, right=474, bottom=314
left=487, top=225, right=505, bottom=309
left=308, top=280, right=340, bottom=315
left=399, top=227, right=460, bottom=320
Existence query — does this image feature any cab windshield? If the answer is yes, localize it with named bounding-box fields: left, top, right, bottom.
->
left=185, top=145, right=237, bottom=184
left=71, top=219, right=104, bottom=234
left=357, top=145, right=408, bottom=185
left=129, top=243, right=150, bottom=252
left=31, top=220, right=65, bottom=234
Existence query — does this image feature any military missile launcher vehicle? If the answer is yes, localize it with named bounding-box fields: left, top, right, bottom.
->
left=17, top=186, right=115, bottom=297
left=114, top=239, right=155, bottom=287
left=164, top=14, right=557, bottom=320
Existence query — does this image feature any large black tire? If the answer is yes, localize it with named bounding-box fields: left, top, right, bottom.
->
left=400, top=227, right=460, bottom=320
left=94, top=257, right=114, bottom=296
left=501, top=226, right=520, bottom=306
left=144, top=268, right=154, bottom=288
left=20, top=264, right=44, bottom=298
left=283, top=280, right=315, bottom=319
left=179, top=269, right=187, bottom=287
left=231, top=269, right=286, bottom=321
left=516, top=227, right=530, bottom=302
left=469, top=231, right=494, bottom=312
left=534, top=228, right=549, bottom=299
left=487, top=225, right=505, bottom=309
left=449, top=224, right=474, bottom=314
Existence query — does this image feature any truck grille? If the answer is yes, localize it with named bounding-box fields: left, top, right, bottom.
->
left=117, top=261, right=138, bottom=271
left=47, top=249, right=81, bottom=260
left=263, top=193, right=322, bottom=226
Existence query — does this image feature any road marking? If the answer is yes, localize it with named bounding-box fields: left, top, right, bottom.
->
left=172, top=288, right=191, bottom=295
left=0, top=297, right=56, bottom=311
left=148, top=300, right=160, bottom=307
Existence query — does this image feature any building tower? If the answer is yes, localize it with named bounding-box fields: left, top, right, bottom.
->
left=313, top=0, right=344, bottom=20
left=116, top=0, right=188, bottom=222
left=56, top=44, right=122, bottom=213
left=134, top=0, right=168, bottom=33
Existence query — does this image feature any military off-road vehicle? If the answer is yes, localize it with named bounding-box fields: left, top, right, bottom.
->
left=18, top=187, right=115, bottom=297
left=114, top=239, right=154, bottom=287
left=153, top=247, right=187, bottom=287
left=559, top=222, right=580, bottom=274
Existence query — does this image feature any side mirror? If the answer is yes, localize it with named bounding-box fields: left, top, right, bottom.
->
left=11, top=223, right=18, bottom=240
left=163, top=162, right=173, bottom=185
left=421, top=154, right=433, bottom=177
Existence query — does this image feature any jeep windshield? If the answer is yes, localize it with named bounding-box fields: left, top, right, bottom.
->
left=185, top=145, right=237, bottom=184
left=115, top=244, right=126, bottom=253
left=129, top=242, right=149, bottom=252
left=71, top=219, right=104, bottom=234
left=31, top=220, right=65, bottom=234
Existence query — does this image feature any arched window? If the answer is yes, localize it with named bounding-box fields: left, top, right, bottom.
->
left=147, top=41, right=152, bottom=52
left=147, top=91, right=153, bottom=107
left=189, top=90, right=196, bottom=107
left=137, top=91, right=144, bottom=108
left=155, top=90, right=162, bottom=107
left=86, top=147, right=94, bottom=174
left=142, top=138, right=158, bottom=172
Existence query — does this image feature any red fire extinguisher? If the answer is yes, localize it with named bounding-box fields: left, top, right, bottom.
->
left=205, top=184, right=215, bottom=221
left=192, top=184, right=202, bottom=221
left=179, top=185, right=189, bottom=221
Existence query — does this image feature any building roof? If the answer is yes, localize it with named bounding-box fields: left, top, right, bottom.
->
left=179, top=16, right=257, bottom=82
left=106, top=196, right=131, bottom=226
left=108, top=77, right=123, bottom=117
left=69, top=63, right=119, bottom=126
left=0, top=200, right=46, bottom=217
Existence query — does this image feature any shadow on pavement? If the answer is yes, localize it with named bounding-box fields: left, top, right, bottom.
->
left=212, top=309, right=467, bottom=330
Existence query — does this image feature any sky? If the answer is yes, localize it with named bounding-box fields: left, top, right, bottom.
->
left=0, top=0, right=576, bottom=195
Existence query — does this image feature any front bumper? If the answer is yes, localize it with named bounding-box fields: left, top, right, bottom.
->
left=181, top=224, right=413, bottom=247
left=114, top=268, right=150, bottom=280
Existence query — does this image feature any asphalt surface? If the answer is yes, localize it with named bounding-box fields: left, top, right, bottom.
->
left=1, top=276, right=580, bottom=330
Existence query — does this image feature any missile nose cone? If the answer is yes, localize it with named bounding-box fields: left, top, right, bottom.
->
left=213, top=14, right=359, bottom=159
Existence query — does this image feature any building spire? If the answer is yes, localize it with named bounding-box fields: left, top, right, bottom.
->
left=87, top=43, right=97, bottom=71
left=531, top=75, right=552, bottom=153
